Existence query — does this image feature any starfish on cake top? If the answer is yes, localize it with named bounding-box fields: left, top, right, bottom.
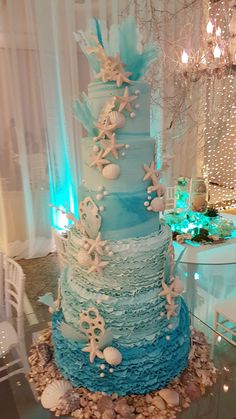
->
left=159, top=279, right=177, bottom=305
left=115, top=71, right=133, bottom=87
left=101, top=133, right=125, bottom=160
left=115, top=87, right=137, bottom=113
left=95, top=119, right=117, bottom=141
left=87, top=232, right=107, bottom=256
left=143, top=161, right=160, bottom=183
left=82, top=338, right=104, bottom=363
left=166, top=300, right=178, bottom=320
left=90, top=150, right=110, bottom=172
left=88, top=253, right=109, bottom=274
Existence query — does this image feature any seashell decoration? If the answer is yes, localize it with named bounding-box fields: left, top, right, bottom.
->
left=150, top=197, right=165, bottom=212
left=79, top=307, right=105, bottom=344
left=41, top=379, right=73, bottom=410
left=37, top=342, right=53, bottom=366
left=102, top=164, right=121, bottom=180
left=79, top=197, right=101, bottom=239
left=103, top=347, right=122, bottom=366
left=77, top=250, right=92, bottom=268
left=55, top=389, right=81, bottom=415
left=159, top=388, right=179, bottom=406
left=108, top=111, right=126, bottom=128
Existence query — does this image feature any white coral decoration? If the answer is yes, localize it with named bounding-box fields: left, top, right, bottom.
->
left=41, top=380, right=73, bottom=411
left=79, top=307, right=107, bottom=363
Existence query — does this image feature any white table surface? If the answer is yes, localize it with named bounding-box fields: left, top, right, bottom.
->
left=173, top=213, right=236, bottom=265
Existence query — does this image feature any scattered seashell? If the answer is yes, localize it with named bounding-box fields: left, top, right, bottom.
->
left=103, top=347, right=122, bottom=366
left=55, top=389, right=81, bottom=415
left=109, top=111, right=126, bottom=128
left=97, top=395, right=114, bottom=414
left=115, top=399, right=132, bottom=416
left=102, top=164, right=121, bottom=180
left=41, top=379, right=73, bottom=410
left=37, top=342, right=53, bottom=365
left=180, top=370, right=194, bottom=385
left=185, top=382, right=201, bottom=401
left=102, top=408, right=116, bottom=419
left=150, top=197, right=165, bottom=212
left=77, top=250, right=92, bottom=268
left=159, top=389, right=179, bottom=406
left=152, top=395, right=166, bottom=410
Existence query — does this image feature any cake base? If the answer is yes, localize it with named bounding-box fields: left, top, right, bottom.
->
left=28, top=327, right=216, bottom=418
left=52, top=299, right=190, bottom=396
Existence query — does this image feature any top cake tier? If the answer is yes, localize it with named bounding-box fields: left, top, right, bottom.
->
left=88, top=80, right=150, bottom=136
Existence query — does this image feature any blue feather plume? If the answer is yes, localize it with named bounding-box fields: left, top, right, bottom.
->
left=74, top=16, right=157, bottom=80
left=119, top=17, right=157, bottom=80
left=73, top=93, right=98, bottom=136
left=92, top=17, right=104, bottom=48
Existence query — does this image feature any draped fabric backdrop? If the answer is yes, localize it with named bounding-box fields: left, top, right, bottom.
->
left=0, top=0, right=234, bottom=259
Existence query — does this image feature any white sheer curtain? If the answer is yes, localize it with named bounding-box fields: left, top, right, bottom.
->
left=0, top=0, right=82, bottom=259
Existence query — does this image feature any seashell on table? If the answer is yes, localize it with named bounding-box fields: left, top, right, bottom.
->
left=41, top=379, right=73, bottom=410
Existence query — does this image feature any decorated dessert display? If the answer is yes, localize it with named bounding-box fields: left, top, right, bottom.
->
left=31, top=17, right=216, bottom=418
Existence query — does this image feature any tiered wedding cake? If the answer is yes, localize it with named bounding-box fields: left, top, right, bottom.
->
left=52, top=17, right=190, bottom=396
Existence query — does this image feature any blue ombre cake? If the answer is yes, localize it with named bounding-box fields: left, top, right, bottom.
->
left=52, top=17, right=190, bottom=396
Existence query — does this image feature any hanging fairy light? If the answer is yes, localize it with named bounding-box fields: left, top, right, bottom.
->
left=202, top=1, right=236, bottom=210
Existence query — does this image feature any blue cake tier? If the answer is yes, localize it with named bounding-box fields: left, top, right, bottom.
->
left=78, top=183, right=159, bottom=240
left=80, top=136, right=155, bottom=193
left=88, top=81, right=150, bottom=136
left=52, top=299, right=190, bottom=396
left=62, top=224, right=174, bottom=346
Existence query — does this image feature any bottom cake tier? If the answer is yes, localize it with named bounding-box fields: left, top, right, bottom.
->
left=52, top=299, right=190, bottom=396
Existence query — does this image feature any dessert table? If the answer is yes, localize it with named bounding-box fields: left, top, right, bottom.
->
left=1, top=313, right=236, bottom=419
left=174, top=214, right=236, bottom=327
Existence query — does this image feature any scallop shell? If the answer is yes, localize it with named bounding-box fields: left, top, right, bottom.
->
left=109, top=111, right=126, bottom=128
left=150, top=197, right=165, bottom=212
left=77, top=250, right=92, bottom=268
left=102, top=164, right=120, bottom=180
left=41, top=379, right=73, bottom=410
left=103, top=347, right=122, bottom=366
left=159, top=389, right=179, bottom=406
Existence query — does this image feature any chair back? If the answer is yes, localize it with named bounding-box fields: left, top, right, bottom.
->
left=165, top=186, right=176, bottom=210
left=52, top=228, right=68, bottom=271
left=4, top=256, right=25, bottom=339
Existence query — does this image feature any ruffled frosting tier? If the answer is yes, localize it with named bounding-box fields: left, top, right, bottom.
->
left=52, top=299, right=190, bottom=396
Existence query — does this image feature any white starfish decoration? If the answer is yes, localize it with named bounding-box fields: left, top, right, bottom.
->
left=95, top=120, right=117, bottom=141
left=110, top=53, right=124, bottom=72
left=159, top=279, right=177, bottom=304
left=82, top=338, right=104, bottom=363
left=87, top=232, right=107, bottom=256
left=101, top=133, right=125, bottom=160
left=115, top=87, right=137, bottom=113
left=143, top=161, right=160, bottom=183
left=90, top=150, right=110, bottom=172
left=166, top=300, right=178, bottom=320
left=88, top=253, right=109, bottom=274
left=116, top=71, right=132, bottom=87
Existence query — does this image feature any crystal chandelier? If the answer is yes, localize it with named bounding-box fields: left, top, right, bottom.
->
left=180, top=8, right=236, bottom=82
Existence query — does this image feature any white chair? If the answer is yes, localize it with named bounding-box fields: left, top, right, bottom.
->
left=165, top=186, right=176, bottom=210
left=211, top=297, right=236, bottom=357
left=0, top=255, right=29, bottom=382
left=52, top=228, right=68, bottom=271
